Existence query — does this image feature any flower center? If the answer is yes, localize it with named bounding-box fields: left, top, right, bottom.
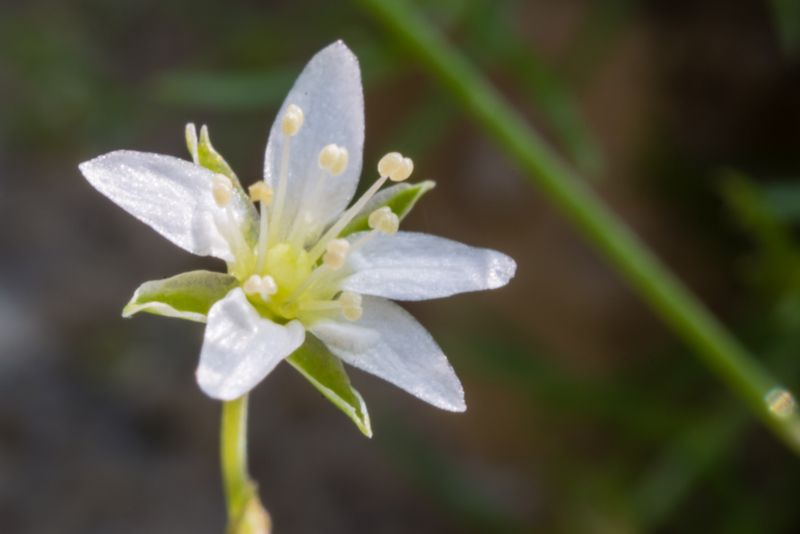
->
left=211, top=104, right=413, bottom=324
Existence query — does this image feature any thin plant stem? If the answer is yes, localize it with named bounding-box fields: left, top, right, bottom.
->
left=356, top=0, right=800, bottom=455
left=222, top=396, right=252, bottom=522
left=221, top=396, right=270, bottom=533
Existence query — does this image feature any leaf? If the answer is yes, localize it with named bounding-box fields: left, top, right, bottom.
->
left=287, top=335, right=372, bottom=437
left=340, top=180, right=435, bottom=236
left=123, top=270, right=239, bottom=323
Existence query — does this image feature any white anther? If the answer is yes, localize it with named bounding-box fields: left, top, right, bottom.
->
left=323, top=238, right=350, bottom=270
left=281, top=104, right=304, bottom=136
left=260, top=275, right=278, bottom=295
left=212, top=174, right=233, bottom=207
left=243, top=274, right=278, bottom=301
left=318, top=144, right=349, bottom=176
left=339, top=291, right=362, bottom=321
left=248, top=181, right=274, bottom=205
left=368, top=206, right=399, bottom=235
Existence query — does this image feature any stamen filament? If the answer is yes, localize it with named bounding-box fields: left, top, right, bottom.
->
left=214, top=207, right=254, bottom=270
left=349, top=230, right=378, bottom=254
left=255, top=204, right=270, bottom=273
left=285, top=264, right=333, bottom=303
left=307, top=174, right=390, bottom=262
left=298, top=299, right=342, bottom=312
left=269, top=137, right=292, bottom=243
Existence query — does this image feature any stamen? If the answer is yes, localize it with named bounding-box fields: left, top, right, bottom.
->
left=339, top=291, right=363, bottom=321
left=378, top=152, right=402, bottom=177
left=318, top=144, right=347, bottom=174
left=249, top=181, right=274, bottom=273
left=249, top=181, right=274, bottom=205
left=298, top=299, right=343, bottom=312
left=287, top=143, right=350, bottom=248
left=269, top=105, right=303, bottom=245
left=281, top=104, right=304, bottom=136
left=285, top=264, right=330, bottom=302
left=212, top=174, right=233, bottom=207
left=308, top=151, right=412, bottom=263
left=323, top=239, right=350, bottom=270
left=378, top=151, right=414, bottom=182
left=213, top=209, right=253, bottom=269
left=368, top=206, right=399, bottom=235
left=243, top=274, right=278, bottom=301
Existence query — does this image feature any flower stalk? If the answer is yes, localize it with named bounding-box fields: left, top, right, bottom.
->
left=221, top=396, right=270, bottom=534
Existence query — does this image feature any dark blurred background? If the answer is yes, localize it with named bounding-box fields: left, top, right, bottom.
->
left=2, top=0, right=800, bottom=532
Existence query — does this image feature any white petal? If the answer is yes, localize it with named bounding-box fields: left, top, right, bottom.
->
left=263, top=41, right=364, bottom=233
left=342, top=232, right=516, bottom=301
left=311, top=297, right=465, bottom=411
left=196, top=288, right=305, bottom=400
left=79, top=150, right=257, bottom=261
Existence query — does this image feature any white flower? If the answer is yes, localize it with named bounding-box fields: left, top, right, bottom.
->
left=79, top=41, right=515, bottom=429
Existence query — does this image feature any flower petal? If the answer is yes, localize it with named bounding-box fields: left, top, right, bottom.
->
left=311, top=297, right=465, bottom=412
left=123, top=270, right=239, bottom=323
left=263, top=41, right=364, bottom=234
left=79, top=150, right=257, bottom=261
left=197, top=288, right=305, bottom=400
left=342, top=232, right=516, bottom=301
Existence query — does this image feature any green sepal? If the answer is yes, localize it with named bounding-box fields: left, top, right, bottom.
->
left=185, top=123, right=241, bottom=187
left=287, top=335, right=372, bottom=437
left=122, top=270, right=239, bottom=323
left=340, top=180, right=435, bottom=236
left=197, top=124, right=240, bottom=183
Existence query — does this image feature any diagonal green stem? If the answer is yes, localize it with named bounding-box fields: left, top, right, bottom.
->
left=357, top=0, right=800, bottom=455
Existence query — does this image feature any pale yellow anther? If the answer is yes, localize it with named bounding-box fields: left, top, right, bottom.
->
left=212, top=175, right=233, bottom=207
left=368, top=206, right=399, bottom=235
left=339, top=291, right=363, bottom=321
left=281, top=104, right=304, bottom=136
left=330, top=147, right=348, bottom=176
left=323, top=238, right=350, bottom=270
left=390, top=157, right=414, bottom=182
left=378, top=152, right=413, bottom=182
left=378, top=152, right=403, bottom=177
left=248, top=181, right=274, bottom=205
left=319, top=144, right=349, bottom=176
left=319, top=144, right=340, bottom=169
left=243, top=274, right=278, bottom=301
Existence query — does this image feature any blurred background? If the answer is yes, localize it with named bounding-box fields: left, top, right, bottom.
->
left=2, top=0, right=800, bottom=532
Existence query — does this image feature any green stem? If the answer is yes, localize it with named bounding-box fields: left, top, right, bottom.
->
left=357, top=0, right=800, bottom=455
left=222, top=396, right=271, bottom=534
left=222, top=396, right=253, bottom=523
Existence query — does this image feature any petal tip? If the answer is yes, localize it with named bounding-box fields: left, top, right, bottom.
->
left=487, top=251, right=517, bottom=289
